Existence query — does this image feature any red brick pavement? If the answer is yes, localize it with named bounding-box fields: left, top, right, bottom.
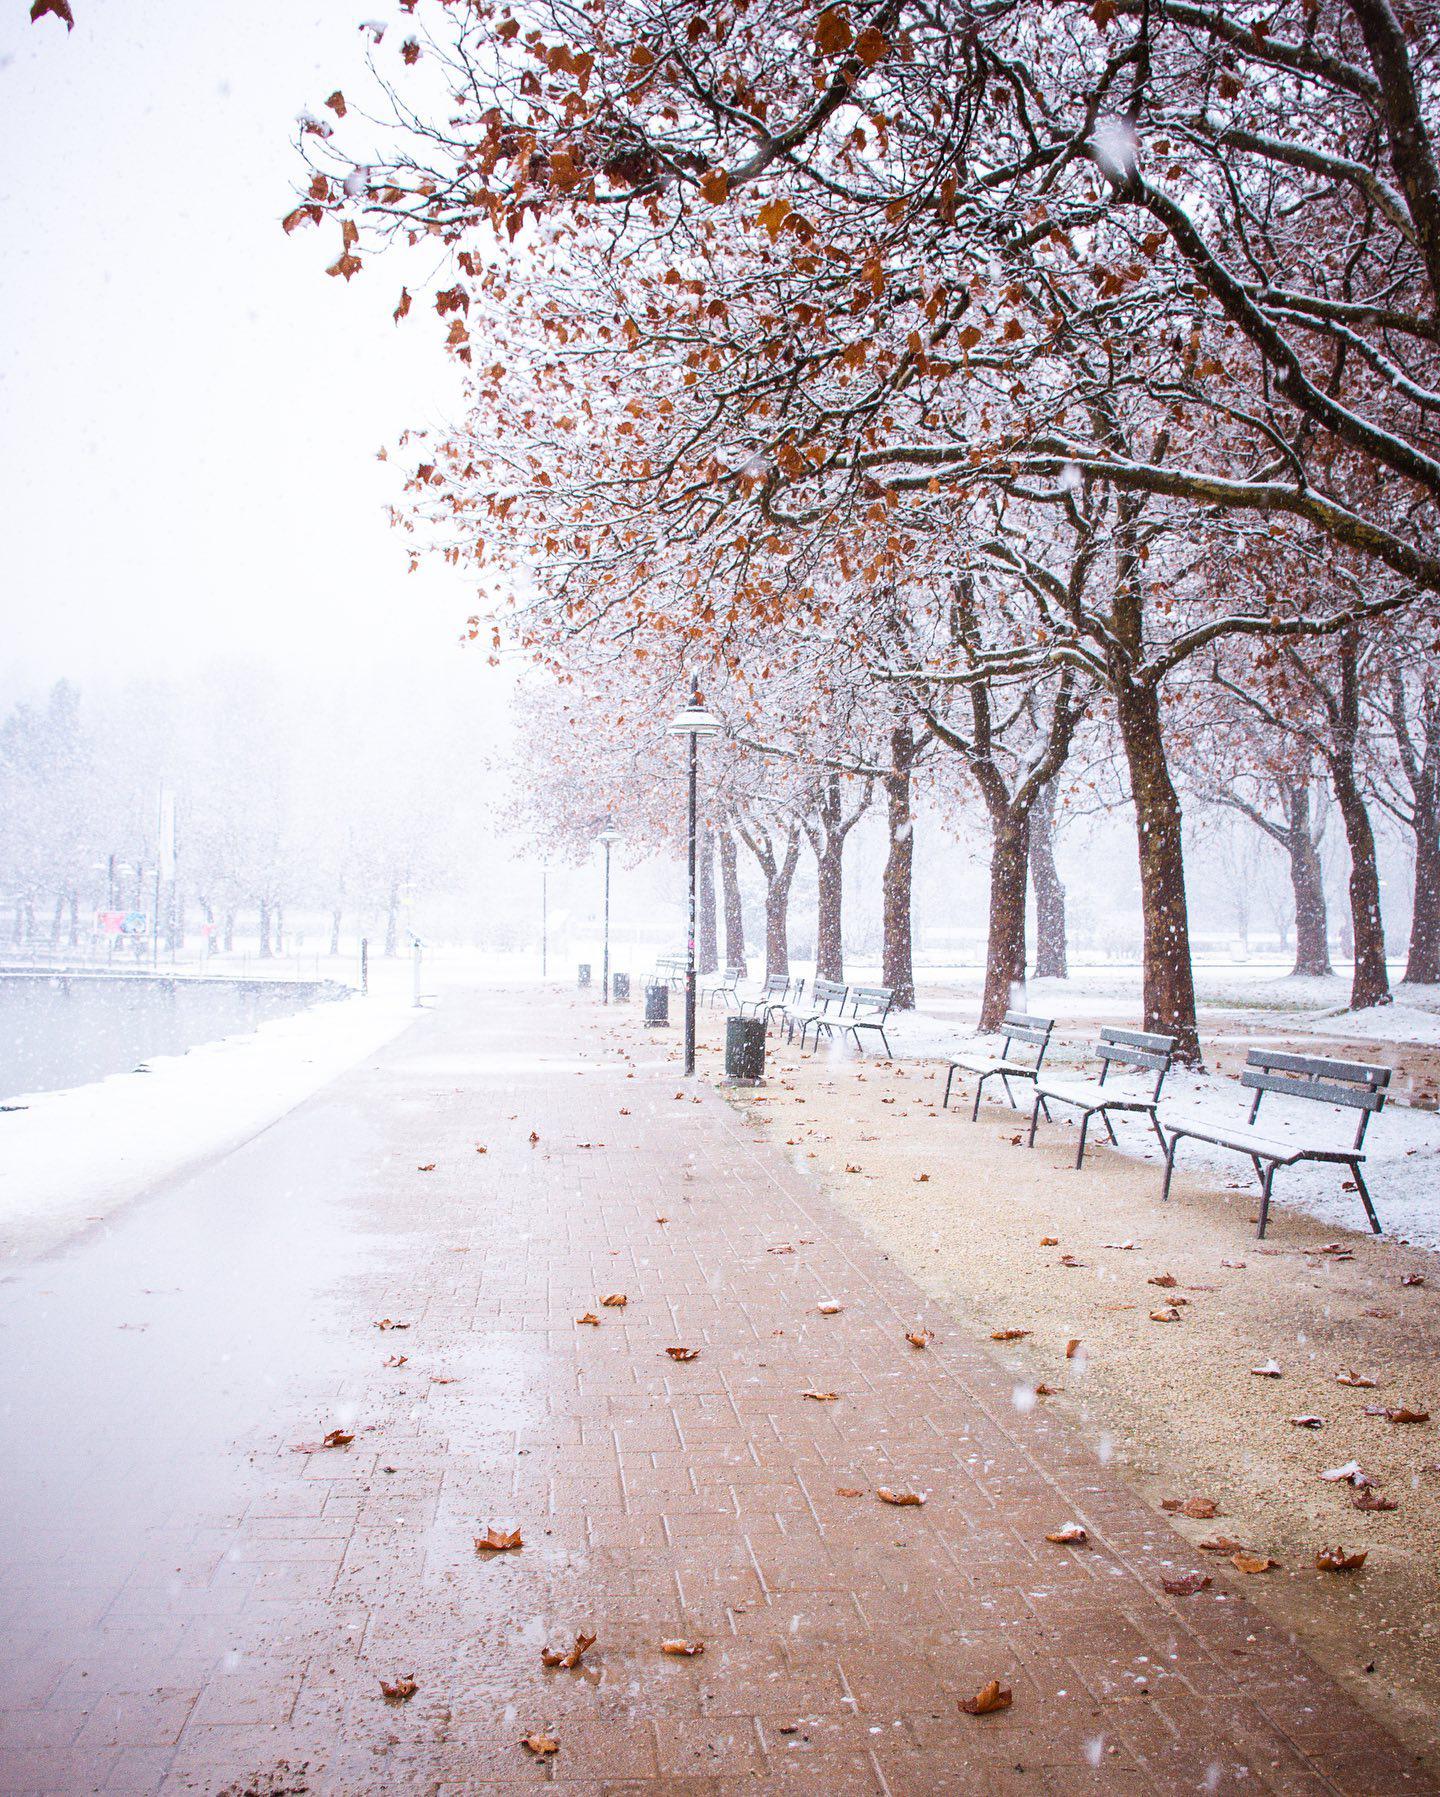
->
left=0, top=988, right=1432, bottom=1795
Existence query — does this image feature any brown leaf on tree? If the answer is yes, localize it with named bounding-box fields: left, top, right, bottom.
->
left=325, top=90, right=347, bottom=117
left=814, top=7, right=853, bottom=55
left=30, top=0, right=75, bottom=27
left=959, top=1678, right=1012, bottom=1716
left=1045, top=1524, right=1088, bottom=1544
left=380, top=1674, right=417, bottom=1702
left=475, top=1526, right=523, bottom=1552
left=1352, top=1489, right=1399, bottom=1511
left=906, top=1329, right=933, bottom=1349
left=660, top=1638, right=705, bottom=1655
left=576, top=1312, right=601, bottom=1326
left=699, top=170, right=729, bottom=204
left=520, top=1733, right=559, bottom=1756
left=1231, top=1553, right=1278, bottom=1574
left=1335, top=1368, right=1378, bottom=1388
left=400, top=37, right=421, bottom=64
left=600, top=1293, right=627, bottom=1307
left=282, top=205, right=323, bottom=235
left=991, top=1328, right=1029, bottom=1341
left=666, top=1346, right=699, bottom=1361
left=757, top=197, right=793, bottom=241
left=1316, top=1546, right=1367, bottom=1571
left=1162, top=1497, right=1221, bottom=1519
left=802, top=1389, right=839, bottom=1402
left=854, top=24, right=889, bottom=65
left=541, top=1631, right=596, bottom=1669
left=394, top=287, right=413, bottom=323
left=1161, top=1571, right=1212, bottom=1595
left=327, top=251, right=362, bottom=282
left=877, top=1487, right=925, bottom=1506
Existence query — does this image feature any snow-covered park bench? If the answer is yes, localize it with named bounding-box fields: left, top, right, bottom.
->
left=784, top=978, right=849, bottom=1049
left=653, top=953, right=689, bottom=988
left=1028, top=1027, right=1177, bottom=1168
left=738, top=973, right=792, bottom=1025
left=810, top=984, right=896, bottom=1059
left=1158, top=1049, right=1391, bottom=1239
left=701, top=965, right=744, bottom=1009
left=943, top=1011, right=1055, bottom=1119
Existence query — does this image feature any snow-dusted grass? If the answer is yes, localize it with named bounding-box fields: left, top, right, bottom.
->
left=0, top=978, right=417, bottom=1265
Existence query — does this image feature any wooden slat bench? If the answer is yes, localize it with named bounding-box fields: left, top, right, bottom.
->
left=944, top=1012, right=1055, bottom=1119
left=1028, top=1027, right=1177, bottom=1168
left=738, top=973, right=790, bottom=1024
left=785, top=978, right=849, bottom=1049
left=1158, top=1049, right=1390, bottom=1239
left=813, top=985, right=895, bottom=1058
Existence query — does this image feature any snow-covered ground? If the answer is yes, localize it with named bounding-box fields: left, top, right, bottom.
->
left=0, top=978, right=417, bottom=1265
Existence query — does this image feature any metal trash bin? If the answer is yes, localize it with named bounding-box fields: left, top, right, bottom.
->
left=644, top=981, right=669, bottom=1027
left=578, top=963, right=591, bottom=988
left=725, top=1015, right=766, bottom=1084
left=612, top=972, right=631, bottom=1003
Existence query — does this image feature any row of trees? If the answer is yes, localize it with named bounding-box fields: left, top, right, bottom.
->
left=0, top=665, right=494, bottom=961
left=297, top=0, right=1440, bottom=1057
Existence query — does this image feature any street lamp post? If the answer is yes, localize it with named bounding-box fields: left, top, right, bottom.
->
left=667, top=690, right=721, bottom=1076
left=597, top=822, right=621, bottom=1002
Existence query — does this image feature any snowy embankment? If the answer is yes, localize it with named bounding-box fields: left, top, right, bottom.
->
left=0, top=987, right=417, bottom=1264
left=876, top=999, right=1440, bottom=1253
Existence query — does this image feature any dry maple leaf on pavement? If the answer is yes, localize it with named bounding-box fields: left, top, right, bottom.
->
left=520, top=1733, right=559, bottom=1756
left=1231, top=1553, right=1278, bottom=1574
left=375, top=1318, right=411, bottom=1331
left=991, top=1328, right=1029, bottom=1342
left=1045, top=1524, right=1088, bottom=1545
left=1250, top=1359, right=1283, bottom=1377
left=474, top=1526, right=523, bottom=1553
left=1198, top=1536, right=1245, bottom=1554
left=906, top=1329, right=933, bottom=1349
left=1367, top=1405, right=1430, bottom=1424
left=1162, top=1497, right=1221, bottom=1519
left=959, top=1679, right=1012, bottom=1716
left=321, top=1429, right=353, bottom=1448
left=1353, top=1488, right=1399, bottom=1512
left=600, top=1293, right=627, bottom=1307
left=541, top=1631, right=596, bottom=1670
left=666, top=1346, right=700, bottom=1361
left=802, top=1389, right=839, bottom=1402
left=1150, top=1306, right=1182, bottom=1323
left=1289, top=1415, right=1324, bottom=1428
left=877, top=1487, right=925, bottom=1506
left=1161, top=1572, right=1212, bottom=1596
left=1040, top=1236, right=1059, bottom=1246
left=380, top=1674, right=417, bottom=1701
left=1149, top=1272, right=1178, bottom=1288
left=576, top=1313, right=601, bottom=1326
left=660, top=1639, right=705, bottom=1656
left=817, top=1300, right=843, bottom=1315
left=1065, top=1339, right=1082, bottom=1359
left=1335, top=1368, right=1377, bottom=1388
left=383, top=1354, right=408, bottom=1368
left=1317, top=1546, right=1367, bottom=1571
left=417, top=1163, right=436, bottom=1172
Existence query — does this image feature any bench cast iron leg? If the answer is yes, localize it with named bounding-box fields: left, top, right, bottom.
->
left=1100, top=1111, right=1119, bottom=1146
left=1026, top=1094, right=1042, bottom=1149
left=1351, top=1163, right=1383, bottom=1234
left=999, top=1073, right=1016, bottom=1111
left=971, top=1074, right=985, bottom=1122
left=943, top=1065, right=956, bottom=1110
left=1160, top=1134, right=1179, bottom=1203
left=1256, top=1163, right=1277, bottom=1239
left=1074, top=1112, right=1091, bottom=1169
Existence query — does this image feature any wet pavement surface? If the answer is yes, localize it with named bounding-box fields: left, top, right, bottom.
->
left=0, top=987, right=1432, bottom=1795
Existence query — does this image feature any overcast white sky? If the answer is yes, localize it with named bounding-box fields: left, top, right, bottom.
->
left=0, top=1, right=484, bottom=694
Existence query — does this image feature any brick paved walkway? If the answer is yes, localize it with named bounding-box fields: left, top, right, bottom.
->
left=0, top=988, right=1432, bottom=1795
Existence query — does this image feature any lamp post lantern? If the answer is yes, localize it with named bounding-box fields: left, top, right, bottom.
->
left=597, top=822, right=621, bottom=1002
left=667, top=691, right=721, bottom=1075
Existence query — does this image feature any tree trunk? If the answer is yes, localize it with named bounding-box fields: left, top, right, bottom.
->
left=223, top=909, right=235, bottom=953
left=718, top=828, right=747, bottom=975
left=1113, top=678, right=1202, bottom=1063
left=257, top=897, right=273, bottom=959
left=765, top=874, right=793, bottom=980
left=980, top=808, right=1029, bottom=1031
left=1029, top=777, right=1068, bottom=980
left=1286, top=781, right=1333, bottom=977
left=384, top=881, right=400, bottom=958
left=881, top=728, right=916, bottom=1008
left=330, top=906, right=343, bottom=957
left=274, top=905, right=285, bottom=957
left=814, top=841, right=844, bottom=982
left=1405, top=792, right=1440, bottom=983
left=49, top=892, right=65, bottom=948
left=1331, top=759, right=1391, bottom=1007
left=697, top=826, right=718, bottom=975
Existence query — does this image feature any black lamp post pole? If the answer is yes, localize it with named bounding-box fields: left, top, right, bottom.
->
left=602, top=840, right=612, bottom=1004
left=685, top=729, right=698, bottom=1076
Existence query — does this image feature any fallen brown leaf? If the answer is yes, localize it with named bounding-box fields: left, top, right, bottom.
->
left=660, top=1639, right=705, bottom=1656
left=803, top=1389, right=839, bottom=1402
left=1150, top=1306, right=1182, bottom=1323
left=877, top=1487, right=925, bottom=1506
left=383, top=1354, right=408, bottom=1368
left=474, top=1526, right=523, bottom=1553
left=1316, top=1546, right=1367, bottom=1571
left=1034, top=1382, right=1062, bottom=1396
left=1162, top=1497, right=1221, bottom=1519
left=1045, top=1524, right=1088, bottom=1545
left=600, top=1293, right=627, bottom=1307
left=1231, top=1554, right=1278, bottom=1574
left=959, top=1679, right=1012, bottom=1716
left=1335, top=1368, right=1378, bottom=1388
left=1320, top=1460, right=1375, bottom=1486
left=541, top=1631, right=596, bottom=1670
left=1353, top=1489, right=1399, bottom=1511
left=576, top=1313, right=601, bottom=1326
left=991, top=1328, right=1029, bottom=1342
left=1058, top=1254, right=1087, bottom=1268
left=1039, top=1236, right=1059, bottom=1247
left=1162, top=1572, right=1212, bottom=1596
left=905, top=1329, right=933, bottom=1349
left=528, top=1131, right=540, bottom=1144
left=520, top=1733, right=559, bottom=1756
left=1250, top=1359, right=1283, bottom=1378
left=417, top=1163, right=436, bottom=1173
left=817, top=1301, right=844, bottom=1315
left=380, top=1675, right=417, bottom=1702
left=1065, top=1339, right=1082, bottom=1359
left=1197, top=1536, right=1245, bottom=1554
left=375, top=1318, right=411, bottom=1331
left=666, top=1346, right=700, bottom=1361
left=321, top=1429, right=353, bottom=1448
left=1148, top=1272, right=1178, bottom=1288
left=844, top=1164, right=862, bottom=1174
left=1401, top=1272, right=1426, bottom=1287
left=835, top=1486, right=864, bottom=1497
left=1289, top=1414, right=1325, bottom=1428
left=1368, top=1405, right=1430, bottom=1424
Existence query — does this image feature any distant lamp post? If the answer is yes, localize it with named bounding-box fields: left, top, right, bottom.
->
left=597, top=821, right=621, bottom=1003
left=667, top=690, right=722, bottom=1075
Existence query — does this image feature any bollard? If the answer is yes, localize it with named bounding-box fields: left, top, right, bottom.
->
left=644, top=981, right=669, bottom=1027
left=612, top=972, right=631, bottom=1003
left=578, top=963, right=591, bottom=989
